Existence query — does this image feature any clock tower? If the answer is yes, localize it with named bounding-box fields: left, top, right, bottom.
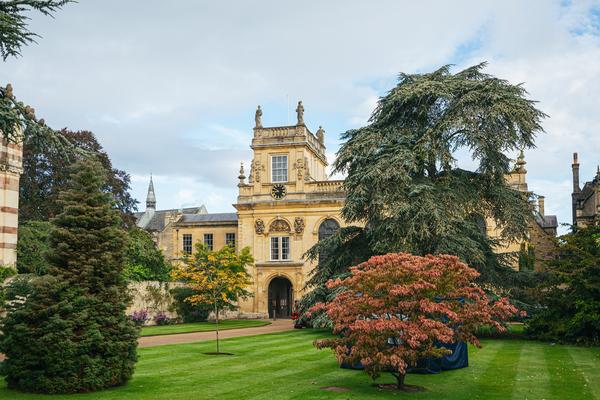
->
left=234, top=102, right=345, bottom=318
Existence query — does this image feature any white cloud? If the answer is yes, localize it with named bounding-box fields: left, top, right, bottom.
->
left=2, top=0, right=600, bottom=232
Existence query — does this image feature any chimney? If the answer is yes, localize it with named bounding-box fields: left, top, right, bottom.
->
left=572, top=152, right=580, bottom=193
left=538, top=196, right=545, bottom=216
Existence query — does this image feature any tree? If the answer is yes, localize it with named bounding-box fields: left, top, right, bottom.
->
left=123, top=228, right=171, bottom=281
left=0, top=158, right=138, bottom=393
left=0, top=0, right=72, bottom=60
left=171, top=244, right=253, bottom=354
left=20, top=129, right=138, bottom=225
left=526, top=226, right=600, bottom=345
left=301, top=63, right=546, bottom=321
left=313, top=253, right=518, bottom=391
left=16, top=220, right=52, bottom=274
left=1, top=1, right=73, bottom=143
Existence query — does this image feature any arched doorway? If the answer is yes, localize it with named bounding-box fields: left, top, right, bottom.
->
left=268, top=277, right=293, bottom=319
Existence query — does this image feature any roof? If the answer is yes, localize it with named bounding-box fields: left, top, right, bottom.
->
left=135, top=206, right=207, bottom=231
left=535, top=214, right=558, bottom=229
left=178, top=213, right=238, bottom=224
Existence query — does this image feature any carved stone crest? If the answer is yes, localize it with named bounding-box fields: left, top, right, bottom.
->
left=249, top=159, right=264, bottom=183
left=255, top=218, right=265, bottom=234
left=293, top=158, right=305, bottom=180
left=294, top=217, right=305, bottom=234
left=269, top=219, right=290, bottom=233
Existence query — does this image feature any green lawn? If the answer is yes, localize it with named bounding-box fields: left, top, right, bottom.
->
left=139, top=319, right=270, bottom=337
left=0, top=329, right=598, bottom=399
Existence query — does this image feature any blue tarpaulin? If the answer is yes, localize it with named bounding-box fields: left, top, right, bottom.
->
left=341, top=340, right=468, bottom=374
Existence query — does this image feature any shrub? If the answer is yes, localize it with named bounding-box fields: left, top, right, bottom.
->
left=170, top=287, right=210, bottom=323
left=153, top=312, right=172, bottom=326
left=129, top=309, right=149, bottom=327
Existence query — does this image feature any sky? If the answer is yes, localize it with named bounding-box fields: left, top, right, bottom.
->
left=2, top=0, right=600, bottom=234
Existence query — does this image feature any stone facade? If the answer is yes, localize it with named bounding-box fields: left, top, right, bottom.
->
left=137, top=104, right=559, bottom=318
left=487, top=151, right=558, bottom=271
left=571, top=152, right=600, bottom=228
left=0, top=138, right=23, bottom=266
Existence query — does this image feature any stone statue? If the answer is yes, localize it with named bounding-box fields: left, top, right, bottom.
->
left=296, top=101, right=304, bottom=125
left=255, top=105, right=263, bottom=128
left=316, top=126, right=325, bottom=144
left=255, top=219, right=265, bottom=234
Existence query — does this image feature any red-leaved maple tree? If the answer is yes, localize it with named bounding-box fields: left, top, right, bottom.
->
left=312, top=253, right=518, bottom=390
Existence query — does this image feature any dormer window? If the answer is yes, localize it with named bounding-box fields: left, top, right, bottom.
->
left=271, top=155, right=288, bottom=183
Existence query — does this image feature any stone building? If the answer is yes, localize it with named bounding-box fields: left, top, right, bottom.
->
left=137, top=103, right=558, bottom=317
left=0, top=138, right=23, bottom=266
left=571, top=152, right=600, bottom=228
left=488, top=151, right=558, bottom=271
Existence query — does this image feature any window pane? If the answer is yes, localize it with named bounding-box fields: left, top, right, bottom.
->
left=271, top=237, right=279, bottom=260
left=271, top=155, right=288, bottom=183
left=204, top=233, right=213, bottom=251
left=281, top=236, right=290, bottom=260
left=183, top=234, right=192, bottom=254
left=226, top=233, right=236, bottom=248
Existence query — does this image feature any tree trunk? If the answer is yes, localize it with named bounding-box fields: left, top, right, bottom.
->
left=213, top=301, right=220, bottom=353
left=392, top=372, right=405, bottom=389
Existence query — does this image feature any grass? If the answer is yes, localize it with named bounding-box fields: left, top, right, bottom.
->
left=140, top=319, right=270, bottom=337
left=0, top=330, right=598, bottom=399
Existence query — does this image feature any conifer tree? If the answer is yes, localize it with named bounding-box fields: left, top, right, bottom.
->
left=300, top=63, right=546, bottom=324
left=0, top=158, right=138, bottom=394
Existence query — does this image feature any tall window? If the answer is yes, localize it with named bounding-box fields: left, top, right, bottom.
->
left=226, top=232, right=236, bottom=248
left=182, top=233, right=193, bottom=255
left=204, top=233, right=214, bottom=251
left=271, top=155, right=288, bottom=183
left=270, top=236, right=290, bottom=261
left=318, top=219, right=340, bottom=264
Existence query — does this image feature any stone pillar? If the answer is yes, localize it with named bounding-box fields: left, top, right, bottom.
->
left=0, top=139, right=23, bottom=266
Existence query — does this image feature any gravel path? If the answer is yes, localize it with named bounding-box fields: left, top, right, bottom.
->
left=138, top=319, right=294, bottom=348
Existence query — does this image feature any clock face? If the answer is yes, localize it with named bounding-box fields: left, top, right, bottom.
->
left=271, top=184, right=287, bottom=200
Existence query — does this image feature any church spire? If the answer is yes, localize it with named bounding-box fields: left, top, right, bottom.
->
left=146, top=174, right=156, bottom=210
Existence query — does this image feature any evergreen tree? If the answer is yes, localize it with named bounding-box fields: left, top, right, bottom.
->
left=300, top=63, right=546, bottom=323
left=0, top=158, right=138, bottom=394
left=1, top=1, right=73, bottom=144
left=526, top=226, right=600, bottom=345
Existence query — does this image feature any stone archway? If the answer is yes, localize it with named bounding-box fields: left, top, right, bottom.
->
left=267, top=277, right=293, bottom=319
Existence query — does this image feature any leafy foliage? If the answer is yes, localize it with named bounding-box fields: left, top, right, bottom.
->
left=171, top=244, right=253, bottom=352
left=170, top=287, right=211, bottom=323
left=15, top=220, right=51, bottom=274
left=20, top=129, right=138, bottom=224
left=526, top=226, right=600, bottom=345
left=0, top=158, right=138, bottom=393
left=313, top=253, right=518, bottom=390
left=301, top=63, right=545, bottom=322
left=123, top=228, right=171, bottom=281
left=1, top=2, right=73, bottom=147
left=0, top=0, right=72, bottom=60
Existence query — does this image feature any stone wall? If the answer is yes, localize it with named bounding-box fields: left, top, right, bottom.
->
left=126, top=281, right=264, bottom=325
